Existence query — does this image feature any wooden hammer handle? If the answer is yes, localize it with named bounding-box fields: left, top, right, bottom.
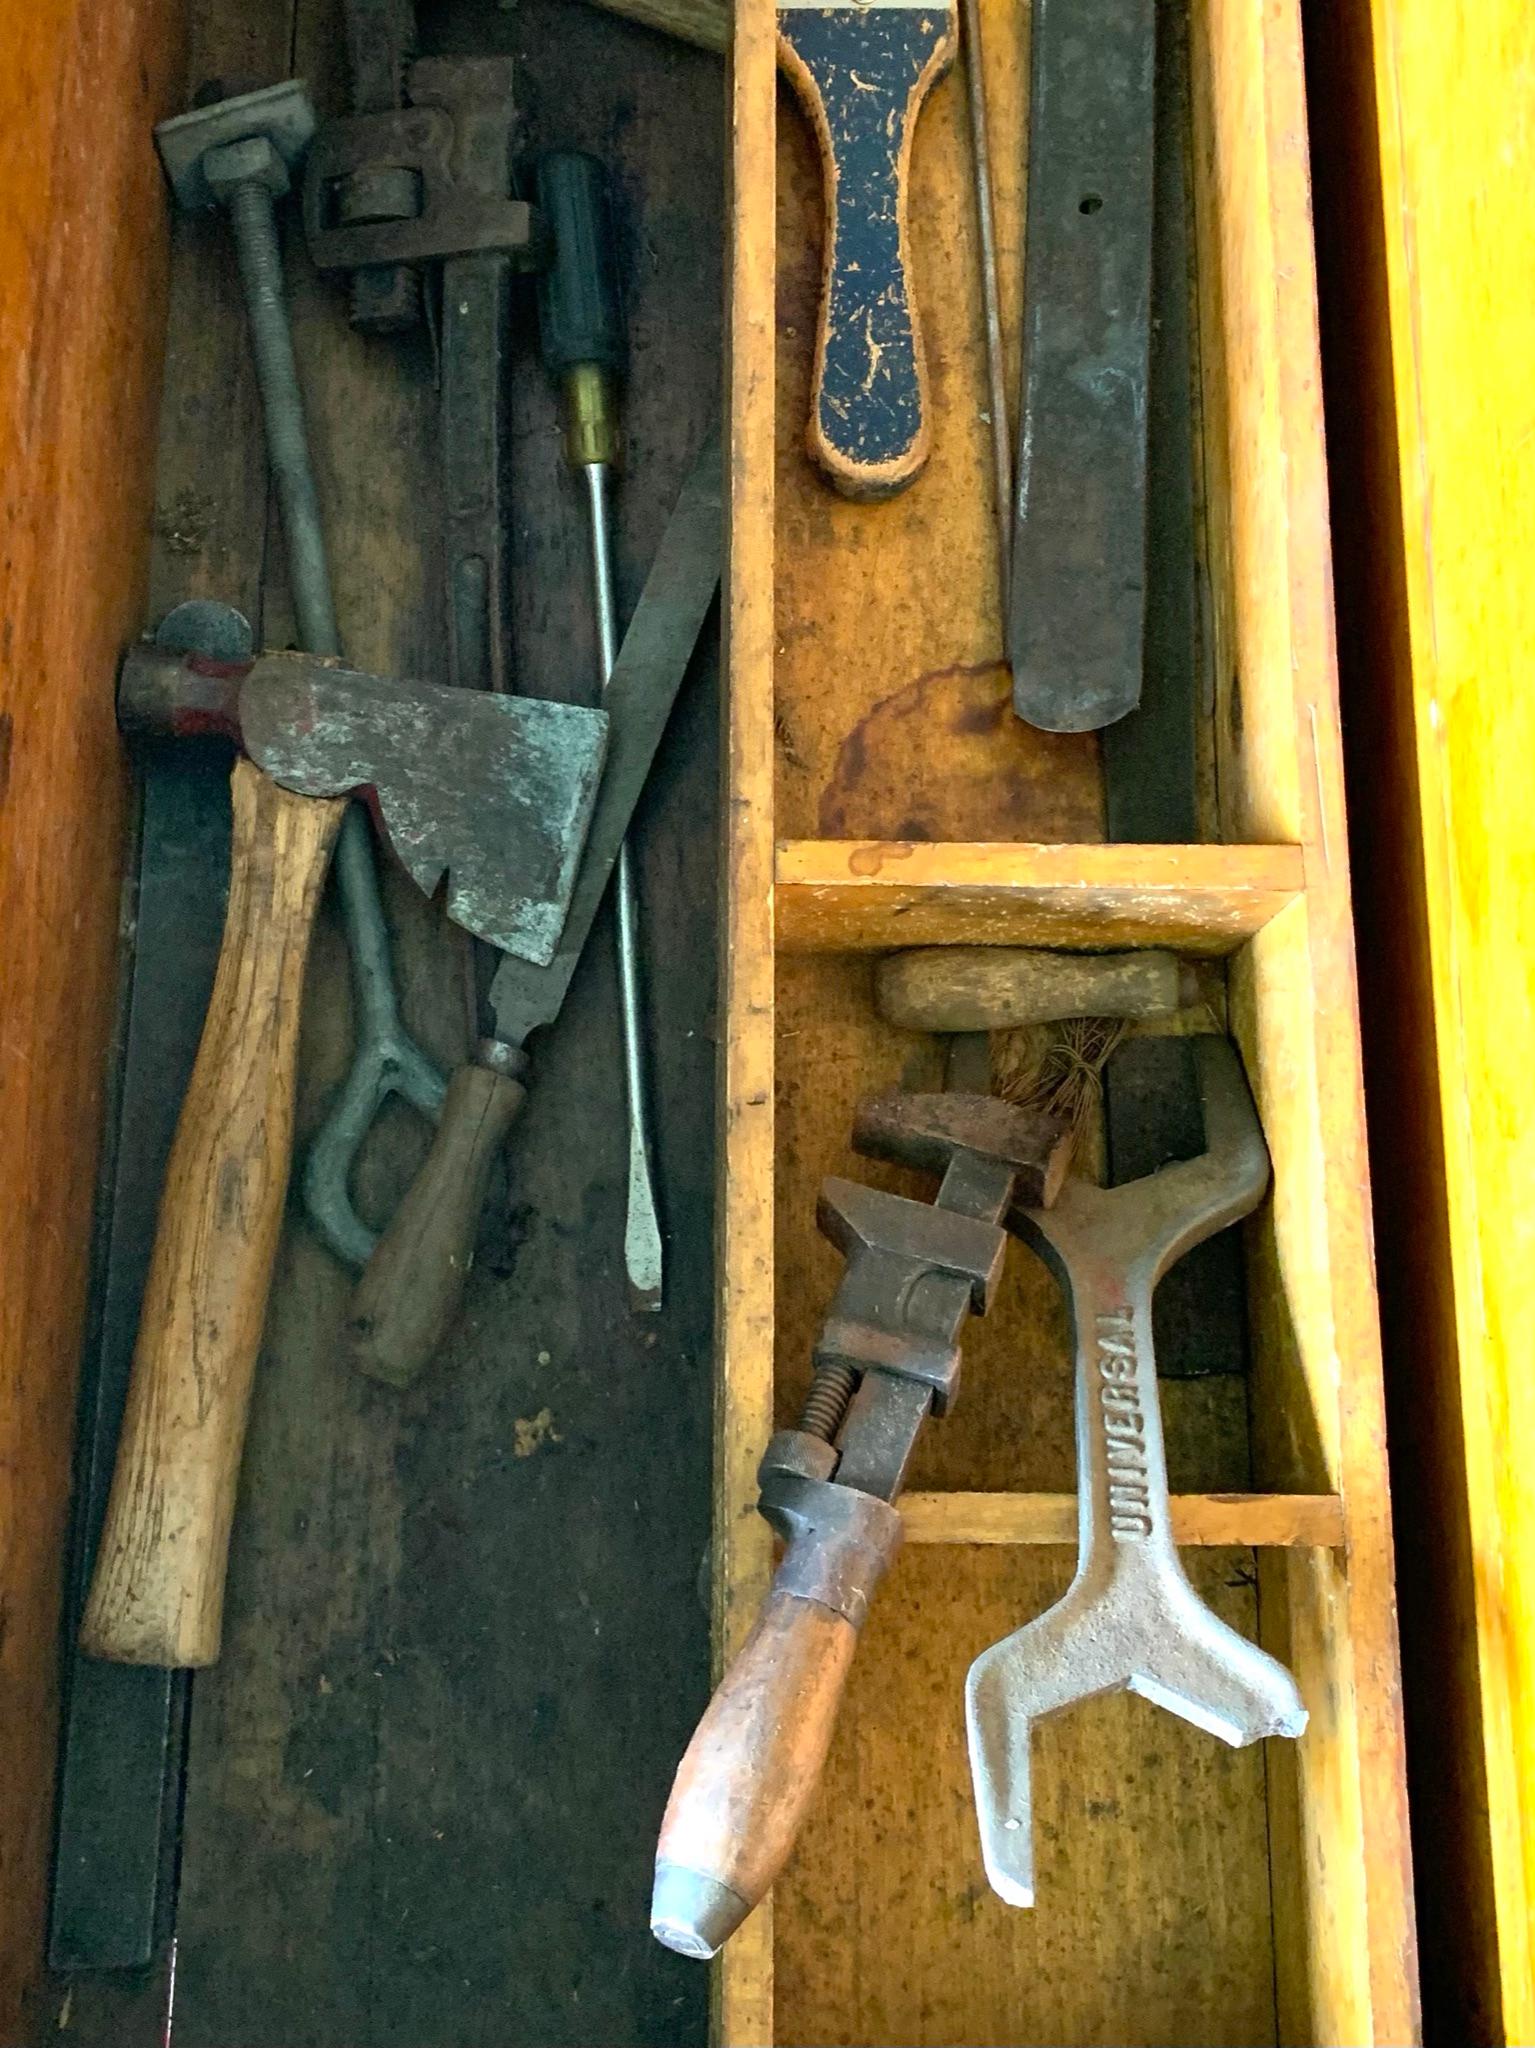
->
left=652, top=1588, right=859, bottom=1956
left=877, top=946, right=1196, bottom=1032
left=80, top=761, right=344, bottom=1667
left=343, top=1056, right=527, bottom=1388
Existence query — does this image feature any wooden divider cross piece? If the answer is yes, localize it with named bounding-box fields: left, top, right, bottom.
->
left=777, top=0, right=958, bottom=497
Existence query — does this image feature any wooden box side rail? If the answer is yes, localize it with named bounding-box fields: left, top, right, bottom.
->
left=0, top=1, right=188, bottom=2029
left=1190, top=1, right=1417, bottom=2039
left=714, top=0, right=780, bottom=2034
left=773, top=839, right=1305, bottom=952
left=901, top=1491, right=1345, bottom=1549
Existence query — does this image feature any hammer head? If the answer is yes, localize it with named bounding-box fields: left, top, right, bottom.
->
left=156, top=82, right=317, bottom=211
left=853, top=1092, right=1070, bottom=1211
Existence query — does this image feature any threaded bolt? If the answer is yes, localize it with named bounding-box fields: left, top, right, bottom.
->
left=799, top=1361, right=858, bottom=1443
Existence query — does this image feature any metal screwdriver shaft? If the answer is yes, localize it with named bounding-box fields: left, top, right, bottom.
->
left=539, top=151, right=664, bottom=1312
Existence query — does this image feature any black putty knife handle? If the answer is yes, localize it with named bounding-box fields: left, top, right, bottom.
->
left=778, top=0, right=957, bottom=499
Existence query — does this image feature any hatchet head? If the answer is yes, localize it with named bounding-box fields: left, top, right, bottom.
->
left=119, top=642, right=607, bottom=967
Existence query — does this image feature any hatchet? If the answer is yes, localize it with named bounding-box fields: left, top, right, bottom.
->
left=79, top=653, right=606, bottom=1667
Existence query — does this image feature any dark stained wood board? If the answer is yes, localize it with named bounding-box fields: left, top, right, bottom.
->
left=40, top=0, right=724, bottom=2040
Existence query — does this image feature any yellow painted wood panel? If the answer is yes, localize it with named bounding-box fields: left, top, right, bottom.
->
left=1366, top=3, right=1535, bottom=2034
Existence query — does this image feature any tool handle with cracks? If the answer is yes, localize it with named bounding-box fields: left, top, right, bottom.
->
left=81, top=767, right=344, bottom=1666
left=777, top=0, right=957, bottom=497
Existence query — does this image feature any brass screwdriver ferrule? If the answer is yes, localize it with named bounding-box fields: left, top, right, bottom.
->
left=563, top=363, right=620, bottom=469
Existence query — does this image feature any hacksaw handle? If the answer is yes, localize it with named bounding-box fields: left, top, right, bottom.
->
left=80, top=761, right=344, bottom=1667
left=778, top=2, right=956, bottom=498
left=344, top=1053, right=527, bottom=1388
left=651, top=1588, right=859, bottom=1957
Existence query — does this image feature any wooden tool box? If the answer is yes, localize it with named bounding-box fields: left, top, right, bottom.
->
left=712, top=0, right=1418, bottom=2040
left=0, top=0, right=1423, bottom=2044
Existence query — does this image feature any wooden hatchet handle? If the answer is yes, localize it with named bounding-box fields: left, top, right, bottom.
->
left=80, top=760, right=344, bottom=1667
left=583, top=0, right=728, bottom=51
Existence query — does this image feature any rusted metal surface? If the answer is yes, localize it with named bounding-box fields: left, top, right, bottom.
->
left=1009, top=0, right=1156, bottom=732
left=650, top=1088, right=1067, bottom=1958
left=340, top=0, right=421, bottom=332
left=117, top=643, right=608, bottom=965
left=486, top=430, right=722, bottom=1044
left=302, top=100, right=543, bottom=272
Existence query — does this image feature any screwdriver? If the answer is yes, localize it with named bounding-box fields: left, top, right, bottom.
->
left=537, top=151, right=664, bottom=1313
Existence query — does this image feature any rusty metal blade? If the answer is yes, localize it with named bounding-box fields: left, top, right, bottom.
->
left=239, top=664, right=608, bottom=965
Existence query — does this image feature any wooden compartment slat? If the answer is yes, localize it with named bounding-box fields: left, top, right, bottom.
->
left=901, top=1491, right=1345, bottom=1549
left=774, top=839, right=1304, bottom=952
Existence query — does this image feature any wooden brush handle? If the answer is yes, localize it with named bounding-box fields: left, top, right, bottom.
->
left=344, top=1055, right=527, bottom=1389
left=652, top=1589, right=859, bottom=1956
left=80, top=761, right=343, bottom=1667
left=778, top=1, right=956, bottom=497
left=877, top=947, right=1197, bottom=1032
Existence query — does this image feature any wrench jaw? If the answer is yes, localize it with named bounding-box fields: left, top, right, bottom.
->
left=967, top=1035, right=1305, bottom=1908
left=966, top=1597, right=1116, bottom=1908
left=966, top=1581, right=1308, bottom=1910
left=1134, top=1579, right=1308, bottom=1745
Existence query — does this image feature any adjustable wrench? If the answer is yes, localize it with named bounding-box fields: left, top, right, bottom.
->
left=966, top=1036, right=1306, bottom=1906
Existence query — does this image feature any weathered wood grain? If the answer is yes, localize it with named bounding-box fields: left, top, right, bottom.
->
left=773, top=840, right=1305, bottom=952
left=713, top=0, right=1420, bottom=2034
left=900, top=1490, right=1345, bottom=1549
left=118, top=0, right=728, bottom=2043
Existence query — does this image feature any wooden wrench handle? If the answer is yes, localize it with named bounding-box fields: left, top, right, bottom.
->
left=652, top=1588, right=859, bottom=1956
left=80, top=760, right=344, bottom=1667
left=653, top=1482, right=902, bottom=1956
left=778, top=0, right=956, bottom=497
